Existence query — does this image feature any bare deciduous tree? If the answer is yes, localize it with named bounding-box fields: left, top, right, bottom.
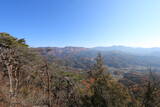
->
left=0, top=45, right=22, bottom=107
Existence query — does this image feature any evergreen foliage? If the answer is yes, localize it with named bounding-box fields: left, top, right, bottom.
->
left=0, top=33, right=160, bottom=107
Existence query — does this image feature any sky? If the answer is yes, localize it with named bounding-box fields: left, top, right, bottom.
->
left=0, top=0, right=160, bottom=48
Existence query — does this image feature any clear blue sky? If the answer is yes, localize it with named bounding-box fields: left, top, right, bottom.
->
left=0, top=0, right=160, bottom=47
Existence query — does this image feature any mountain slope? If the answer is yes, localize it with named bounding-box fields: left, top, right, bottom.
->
left=35, top=46, right=160, bottom=69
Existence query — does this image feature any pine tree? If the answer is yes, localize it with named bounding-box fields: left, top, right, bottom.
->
left=82, top=53, right=131, bottom=107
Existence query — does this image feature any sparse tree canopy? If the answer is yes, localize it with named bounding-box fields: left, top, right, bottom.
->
left=0, top=33, right=160, bottom=107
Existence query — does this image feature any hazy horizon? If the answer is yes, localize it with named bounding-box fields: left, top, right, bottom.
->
left=33, top=45, right=160, bottom=49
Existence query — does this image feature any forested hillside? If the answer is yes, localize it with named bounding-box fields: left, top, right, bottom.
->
left=0, top=33, right=160, bottom=107
left=37, top=46, right=160, bottom=69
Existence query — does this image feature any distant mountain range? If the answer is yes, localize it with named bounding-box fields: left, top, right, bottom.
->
left=35, top=46, right=160, bottom=69
left=93, top=46, right=160, bottom=56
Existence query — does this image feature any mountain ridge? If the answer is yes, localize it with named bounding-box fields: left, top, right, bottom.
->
left=34, top=46, right=160, bottom=69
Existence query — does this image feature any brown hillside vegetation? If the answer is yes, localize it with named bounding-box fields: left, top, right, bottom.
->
left=0, top=33, right=160, bottom=107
